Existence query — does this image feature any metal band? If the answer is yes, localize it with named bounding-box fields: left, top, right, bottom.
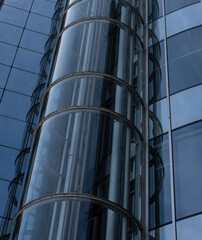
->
left=40, top=71, right=144, bottom=107
left=53, top=17, right=144, bottom=50
left=58, top=0, right=144, bottom=28
left=31, top=106, right=143, bottom=142
left=10, top=193, right=143, bottom=232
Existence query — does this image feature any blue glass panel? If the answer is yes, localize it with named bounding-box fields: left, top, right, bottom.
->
left=0, top=90, right=31, bottom=121
left=0, top=42, right=16, bottom=65
left=0, top=116, right=26, bottom=149
left=2, top=0, right=32, bottom=10
left=20, top=29, right=47, bottom=53
left=173, top=121, right=202, bottom=219
left=0, top=22, right=22, bottom=45
left=150, top=224, right=174, bottom=240
left=171, top=85, right=202, bottom=129
left=0, top=5, right=28, bottom=27
left=31, top=0, right=55, bottom=18
left=0, top=180, right=9, bottom=217
left=0, top=64, right=10, bottom=89
left=0, top=146, right=19, bottom=180
left=26, top=13, right=51, bottom=35
left=14, top=48, right=42, bottom=74
left=177, top=214, right=202, bottom=240
left=7, top=68, right=38, bottom=96
left=165, top=0, right=200, bottom=14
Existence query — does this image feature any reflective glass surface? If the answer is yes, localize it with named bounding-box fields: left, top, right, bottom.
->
left=31, top=0, right=55, bottom=18
left=149, top=134, right=171, bottom=229
left=167, top=26, right=202, bottom=94
left=0, top=42, right=16, bottom=65
left=149, top=0, right=163, bottom=23
left=0, top=180, right=9, bottom=216
left=171, top=85, right=202, bottom=129
left=173, top=121, right=202, bottom=219
left=165, top=0, right=200, bottom=14
left=150, top=224, right=174, bottom=240
left=0, top=64, right=10, bottom=88
left=149, top=18, right=164, bottom=44
left=0, top=22, right=22, bottom=45
left=166, top=2, right=202, bottom=37
left=14, top=48, right=42, bottom=74
left=177, top=214, right=202, bottom=240
left=2, top=0, right=32, bottom=11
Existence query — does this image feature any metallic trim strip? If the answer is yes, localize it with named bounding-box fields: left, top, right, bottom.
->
left=31, top=106, right=144, bottom=141
left=53, top=17, right=144, bottom=49
left=10, top=193, right=143, bottom=232
left=59, top=0, right=144, bottom=27
left=40, top=71, right=144, bottom=107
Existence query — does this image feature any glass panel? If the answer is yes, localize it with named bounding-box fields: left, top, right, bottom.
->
left=0, top=91, right=31, bottom=121
left=0, top=22, right=22, bottom=45
left=170, top=85, right=202, bottom=129
left=7, top=68, right=38, bottom=96
left=14, top=48, right=42, bottom=74
left=0, top=146, right=19, bottom=180
left=167, top=26, right=202, bottom=94
left=0, top=116, right=26, bottom=149
left=20, top=30, right=48, bottom=53
left=173, top=121, right=202, bottom=219
left=149, top=0, right=163, bottom=23
left=165, top=0, right=200, bottom=14
left=26, top=13, right=51, bottom=35
left=150, top=224, right=174, bottom=240
left=166, top=2, right=202, bottom=37
left=0, top=180, right=9, bottom=217
left=2, top=0, right=32, bottom=11
left=149, top=134, right=171, bottom=229
left=0, top=42, right=16, bottom=65
left=149, top=41, right=166, bottom=103
left=31, top=0, right=55, bottom=18
left=13, top=198, right=141, bottom=240
left=177, top=214, right=202, bottom=240
left=0, top=5, right=28, bottom=27
left=0, top=64, right=10, bottom=89
left=149, top=18, right=164, bottom=44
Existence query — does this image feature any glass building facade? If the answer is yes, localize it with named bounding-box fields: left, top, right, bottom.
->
left=0, top=0, right=202, bottom=239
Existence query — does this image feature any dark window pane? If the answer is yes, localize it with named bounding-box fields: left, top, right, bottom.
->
left=31, top=0, right=55, bottom=18
left=14, top=48, right=42, bottom=74
left=149, top=0, right=163, bottom=22
left=150, top=224, right=174, bottom=240
left=165, top=0, right=200, bottom=14
left=20, top=30, right=47, bottom=53
left=0, top=90, right=31, bottom=121
left=168, top=27, right=202, bottom=94
left=0, top=180, right=9, bottom=217
left=0, top=64, right=10, bottom=89
left=0, top=146, right=19, bottom=180
left=0, top=22, right=22, bottom=45
left=177, top=214, right=202, bottom=240
left=2, top=0, right=32, bottom=11
left=173, top=121, right=202, bottom=219
left=149, top=134, right=172, bottom=229
left=26, top=13, right=51, bottom=35
left=0, top=5, right=28, bottom=27
left=7, top=68, right=38, bottom=96
left=0, top=42, right=16, bottom=65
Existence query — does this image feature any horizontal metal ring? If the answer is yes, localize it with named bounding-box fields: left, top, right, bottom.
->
left=10, top=193, right=143, bottom=232
left=40, top=71, right=144, bottom=108
left=53, top=17, right=144, bottom=50
left=58, top=0, right=144, bottom=28
left=31, top=106, right=143, bottom=142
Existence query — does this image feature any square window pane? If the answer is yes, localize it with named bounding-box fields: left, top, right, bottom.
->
left=0, top=64, right=10, bottom=89
left=31, top=0, right=55, bottom=18
left=2, top=0, right=32, bottom=10
left=0, top=42, right=16, bottom=66
left=165, top=0, right=200, bottom=14
left=150, top=224, right=174, bottom=240
left=0, top=22, right=22, bottom=45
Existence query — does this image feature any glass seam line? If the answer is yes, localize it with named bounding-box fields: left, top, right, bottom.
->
left=53, top=17, right=145, bottom=49
left=58, top=0, right=145, bottom=27
left=31, top=106, right=144, bottom=142
left=39, top=72, right=145, bottom=107
left=10, top=193, right=143, bottom=232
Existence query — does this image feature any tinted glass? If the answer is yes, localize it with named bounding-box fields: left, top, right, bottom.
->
left=149, top=134, right=172, bottom=229
left=149, top=18, right=164, bottom=44
left=171, top=85, right=202, bottom=129
left=165, top=0, right=200, bottom=14
left=173, top=121, right=202, bottom=219
left=0, top=64, right=10, bottom=89
left=168, top=27, right=202, bottom=94
left=0, top=22, right=22, bottom=45
left=0, top=180, right=9, bottom=216
left=0, top=42, right=16, bottom=65
left=150, top=224, right=174, bottom=240
left=2, top=0, right=32, bottom=10
left=149, top=0, right=163, bottom=22
left=177, top=214, right=202, bottom=240
left=31, top=0, right=55, bottom=18
left=20, top=30, right=47, bottom=53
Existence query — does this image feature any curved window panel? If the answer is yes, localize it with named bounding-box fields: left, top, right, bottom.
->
left=170, top=85, right=202, bottom=129
left=25, top=110, right=142, bottom=215
left=149, top=134, right=171, bottom=229
left=50, top=21, right=142, bottom=92
left=167, top=26, right=202, bottom=94
left=13, top=197, right=141, bottom=240
left=150, top=224, right=174, bottom=240
left=166, top=2, right=202, bottom=37
left=165, top=0, right=200, bottom=14
left=173, top=121, right=202, bottom=219
left=148, top=0, right=163, bottom=23
left=149, top=18, right=164, bottom=44
left=177, top=214, right=202, bottom=240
